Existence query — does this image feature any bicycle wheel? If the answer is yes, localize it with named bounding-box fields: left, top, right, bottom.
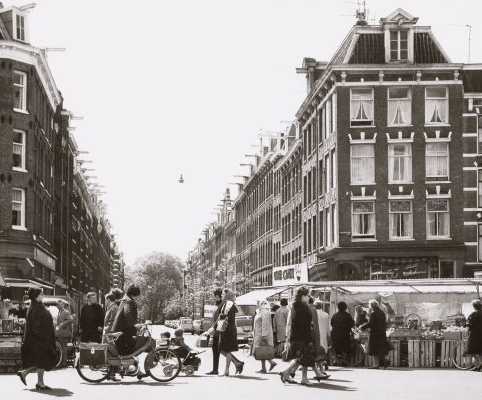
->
left=453, top=346, right=475, bottom=370
left=145, top=349, right=181, bottom=382
left=54, top=341, right=63, bottom=369
left=75, top=358, right=113, bottom=383
left=350, top=341, right=366, bottom=367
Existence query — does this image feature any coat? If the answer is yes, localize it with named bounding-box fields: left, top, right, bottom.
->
left=253, top=308, right=274, bottom=347
left=289, top=301, right=314, bottom=366
left=273, top=306, right=289, bottom=342
left=112, top=295, right=138, bottom=355
left=315, top=308, right=329, bottom=351
left=22, top=300, right=56, bottom=370
left=360, top=307, right=389, bottom=356
left=56, top=307, right=73, bottom=339
left=465, top=309, right=482, bottom=355
left=80, top=303, right=104, bottom=343
left=104, top=303, right=118, bottom=334
left=218, top=300, right=238, bottom=352
left=331, top=310, right=354, bottom=355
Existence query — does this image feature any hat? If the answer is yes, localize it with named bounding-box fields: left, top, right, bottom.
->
left=27, top=287, right=42, bottom=301
left=57, top=299, right=69, bottom=306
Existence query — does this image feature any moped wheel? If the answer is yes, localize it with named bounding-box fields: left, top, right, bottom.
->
left=145, top=349, right=181, bottom=382
left=75, top=358, right=113, bottom=383
left=54, top=341, right=63, bottom=369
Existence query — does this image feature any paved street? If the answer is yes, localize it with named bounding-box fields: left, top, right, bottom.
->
left=1, top=327, right=481, bottom=400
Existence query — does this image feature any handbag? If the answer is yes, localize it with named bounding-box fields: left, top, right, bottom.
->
left=254, top=344, right=275, bottom=360
left=281, top=342, right=291, bottom=362
left=216, top=319, right=228, bottom=333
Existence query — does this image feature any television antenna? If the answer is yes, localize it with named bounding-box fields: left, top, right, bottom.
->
left=452, top=24, right=472, bottom=63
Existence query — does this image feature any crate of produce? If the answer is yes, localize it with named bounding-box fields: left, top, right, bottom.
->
left=390, top=328, right=422, bottom=339
left=443, top=331, right=462, bottom=341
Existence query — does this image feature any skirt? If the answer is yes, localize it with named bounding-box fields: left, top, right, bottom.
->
left=290, top=340, right=315, bottom=367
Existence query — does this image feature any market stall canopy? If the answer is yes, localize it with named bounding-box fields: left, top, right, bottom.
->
left=4, top=278, right=53, bottom=290
left=0, top=269, right=6, bottom=287
left=236, top=286, right=289, bottom=305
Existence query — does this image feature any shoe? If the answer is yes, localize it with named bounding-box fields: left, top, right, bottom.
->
left=312, top=374, right=330, bottom=381
left=235, top=362, right=244, bottom=375
left=222, top=372, right=229, bottom=377
left=256, top=370, right=267, bottom=374
left=300, top=380, right=311, bottom=386
left=206, top=371, right=219, bottom=375
left=35, top=384, right=52, bottom=390
left=137, top=373, right=148, bottom=380
left=106, top=375, right=121, bottom=382
left=472, top=365, right=482, bottom=372
left=269, top=362, right=277, bottom=372
left=280, top=373, right=297, bottom=384
left=17, top=372, right=27, bottom=386
left=290, top=372, right=295, bottom=378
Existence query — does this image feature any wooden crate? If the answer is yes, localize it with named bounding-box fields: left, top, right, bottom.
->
left=453, top=340, right=473, bottom=369
left=387, top=340, right=400, bottom=367
left=441, top=340, right=456, bottom=368
left=407, top=340, right=420, bottom=367
left=419, top=340, right=436, bottom=367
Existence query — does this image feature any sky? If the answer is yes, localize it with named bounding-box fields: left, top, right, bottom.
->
left=13, top=0, right=482, bottom=266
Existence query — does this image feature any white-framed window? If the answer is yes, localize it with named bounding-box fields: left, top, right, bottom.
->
left=12, top=129, right=26, bottom=171
left=13, top=71, right=27, bottom=111
left=350, top=144, right=375, bottom=184
left=325, top=98, right=332, bottom=137
left=389, top=200, right=413, bottom=239
left=388, top=87, right=411, bottom=125
left=388, top=143, right=412, bottom=183
left=478, top=169, right=482, bottom=208
left=426, top=143, right=449, bottom=181
left=425, top=87, right=448, bottom=124
left=352, top=201, right=375, bottom=238
left=15, top=13, right=26, bottom=41
left=12, top=188, right=26, bottom=229
left=350, top=88, right=373, bottom=126
left=478, top=115, right=482, bottom=154
left=390, top=30, right=408, bottom=61
left=426, top=199, right=450, bottom=239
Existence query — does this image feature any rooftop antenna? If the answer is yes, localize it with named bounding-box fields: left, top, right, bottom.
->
left=341, top=0, right=368, bottom=26
left=452, top=24, right=472, bottom=63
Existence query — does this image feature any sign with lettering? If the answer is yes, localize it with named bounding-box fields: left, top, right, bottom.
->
left=34, top=248, right=56, bottom=271
left=272, top=263, right=308, bottom=286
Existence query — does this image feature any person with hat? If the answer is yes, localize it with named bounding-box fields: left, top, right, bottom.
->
left=55, top=299, right=73, bottom=368
left=17, top=287, right=56, bottom=390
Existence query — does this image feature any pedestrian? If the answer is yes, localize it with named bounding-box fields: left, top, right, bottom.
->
left=55, top=299, right=73, bottom=368
left=111, top=288, right=123, bottom=306
left=464, top=299, right=482, bottom=371
left=314, top=299, right=330, bottom=379
left=253, top=299, right=277, bottom=373
left=360, top=299, right=389, bottom=369
left=330, top=301, right=354, bottom=366
left=17, top=288, right=56, bottom=390
left=79, top=292, right=104, bottom=343
left=354, top=305, right=368, bottom=328
left=280, top=286, right=314, bottom=385
left=273, top=298, right=289, bottom=357
left=206, top=288, right=223, bottom=375
left=218, top=288, right=244, bottom=376
left=103, top=292, right=118, bottom=335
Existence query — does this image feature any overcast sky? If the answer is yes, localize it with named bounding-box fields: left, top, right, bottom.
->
left=16, top=0, right=482, bottom=265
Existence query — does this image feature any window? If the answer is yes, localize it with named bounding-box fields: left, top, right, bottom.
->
left=388, top=144, right=412, bottom=182
left=390, top=30, right=408, bottom=61
left=478, top=169, right=482, bottom=208
left=426, top=143, right=449, bottom=181
left=388, top=87, right=411, bottom=125
left=15, top=14, right=26, bottom=41
left=12, top=188, right=26, bottom=229
left=331, top=150, right=336, bottom=189
left=325, top=98, right=332, bottom=137
left=478, top=115, right=482, bottom=153
left=425, top=87, right=448, bottom=124
left=426, top=199, right=450, bottom=238
left=478, top=225, right=482, bottom=262
left=351, top=89, right=373, bottom=126
left=13, top=71, right=27, bottom=111
left=352, top=201, right=375, bottom=238
left=389, top=200, right=413, bottom=239
left=13, top=129, right=26, bottom=170
left=350, top=144, right=374, bottom=184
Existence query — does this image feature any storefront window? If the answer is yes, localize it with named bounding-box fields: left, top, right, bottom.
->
left=367, top=257, right=437, bottom=280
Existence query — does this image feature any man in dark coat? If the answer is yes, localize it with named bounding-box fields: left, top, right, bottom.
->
left=112, top=285, right=143, bottom=356
left=206, top=288, right=223, bottom=375
left=80, top=292, right=104, bottom=343
left=360, top=299, right=389, bottom=368
left=331, top=301, right=355, bottom=366
left=465, top=299, right=482, bottom=370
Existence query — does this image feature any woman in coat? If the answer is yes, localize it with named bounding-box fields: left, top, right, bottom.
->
left=273, top=298, right=289, bottom=356
left=465, top=299, right=482, bottom=371
left=314, top=299, right=330, bottom=378
left=331, top=301, right=355, bottom=366
left=17, top=288, right=56, bottom=390
left=360, top=299, right=389, bottom=369
left=103, top=292, right=118, bottom=335
left=218, top=288, right=244, bottom=376
left=280, top=286, right=314, bottom=385
left=253, top=299, right=277, bottom=373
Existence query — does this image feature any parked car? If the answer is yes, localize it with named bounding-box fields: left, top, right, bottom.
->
left=235, top=315, right=253, bottom=343
left=193, top=319, right=202, bottom=334
left=200, top=317, right=213, bottom=334
left=178, top=317, right=194, bottom=334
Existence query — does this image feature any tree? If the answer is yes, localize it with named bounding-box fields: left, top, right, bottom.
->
left=126, top=251, right=183, bottom=322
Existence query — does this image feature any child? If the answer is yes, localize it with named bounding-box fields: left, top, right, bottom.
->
left=172, top=329, right=192, bottom=359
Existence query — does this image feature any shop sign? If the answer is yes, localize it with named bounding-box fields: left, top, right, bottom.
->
left=34, top=248, right=56, bottom=271
left=273, top=263, right=308, bottom=286
left=203, top=304, right=217, bottom=318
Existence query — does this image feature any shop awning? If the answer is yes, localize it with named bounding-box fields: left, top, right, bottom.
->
left=4, top=278, right=54, bottom=290
left=236, top=287, right=289, bottom=306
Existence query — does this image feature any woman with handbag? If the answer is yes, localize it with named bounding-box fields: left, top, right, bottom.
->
left=359, top=299, right=389, bottom=369
left=253, top=299, right=277, bottom=373
left=218, top=289, right=244, bottom=376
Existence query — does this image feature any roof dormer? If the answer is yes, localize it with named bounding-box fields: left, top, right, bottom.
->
left=380, top=8, right=418, bottom=64
left=0, top=4, right=32, bottom=43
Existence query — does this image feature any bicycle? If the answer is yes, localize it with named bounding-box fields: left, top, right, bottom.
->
left=75, top=324, right=181, bottom=383
left=452, top=344, right=476, bottom=370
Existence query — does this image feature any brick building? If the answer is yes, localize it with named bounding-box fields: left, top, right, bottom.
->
left=0, top=4, right=122, bottom=303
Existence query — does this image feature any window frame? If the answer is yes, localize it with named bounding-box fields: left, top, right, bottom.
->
left=12, top=129, right=27, bottom=172
left=390, top=30, right=408, bottom=61
left=388, top=143, right=412, bottom=183
left=13, top=70, right=27, bottom=112
left=350, top=88, right=374, bottom=127
left=350, top=144, right=375, bottom=185
left=426, top=199, right=450, bottom=239
left=351, top=201, right=376, bottom=239
left=389, top=199, right=413, bottom=240
left=425, top=86, right=449, bottom=125
left=425, top=142, right=450, bottom=182
left=387, top=87, right=412, bottom=126
left=13, top=11, right=27, bottom=42
left=12, top=188, right=26, bottom=230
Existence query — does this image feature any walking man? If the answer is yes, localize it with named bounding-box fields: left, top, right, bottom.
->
left=55, top=299, right=73, bottom=368
left=80, top=292, right=104, bottom=343
left=206, top=288, right=223, bottom=375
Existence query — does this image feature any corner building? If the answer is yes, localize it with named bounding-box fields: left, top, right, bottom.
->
left=299, top=9, right=466, bottom=282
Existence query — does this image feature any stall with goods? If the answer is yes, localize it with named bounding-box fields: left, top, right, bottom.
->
left=0, top=292, right=25, bottom=373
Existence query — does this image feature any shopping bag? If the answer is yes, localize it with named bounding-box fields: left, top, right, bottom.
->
left=253, top=344, right=275, bottom=360
left=216, top=319, right=228, bottom=333
left=79, top=342, right=108, bottom=366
